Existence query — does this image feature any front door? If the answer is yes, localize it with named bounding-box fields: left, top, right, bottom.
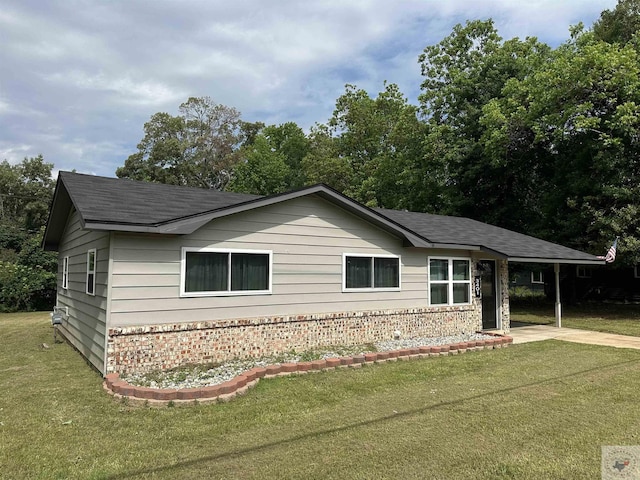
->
left=480, top=260, right=497, bottom=329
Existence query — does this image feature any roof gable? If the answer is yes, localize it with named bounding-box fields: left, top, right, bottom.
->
left=43, top=172, right=431, bottom=249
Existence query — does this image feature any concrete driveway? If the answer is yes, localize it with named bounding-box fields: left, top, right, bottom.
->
left=509, top=322, right=640, bottom=350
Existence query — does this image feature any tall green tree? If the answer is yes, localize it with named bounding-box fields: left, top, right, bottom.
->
left=227, top=135, right=291, bottom=195
left=117, top=97, right=246, bottom=190
left=324, top=82, right=431, bottom=209
left=0, top=155, right=55, bottom=231
left=480, top=28, right=640, bottom=263
left=228, top=122, right=309, bottom=195
left=261, top=122, right=310, bottom=189
left=419, top=19, right=553, bottom=230
left=0, top=156, right=56, bottom=311
left=300, top=124, right=354, bottom=193
left=593, top=0, right=640, bottom=45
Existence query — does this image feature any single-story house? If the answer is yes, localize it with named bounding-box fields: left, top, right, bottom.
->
left=42, top=172, right=604, bottom=375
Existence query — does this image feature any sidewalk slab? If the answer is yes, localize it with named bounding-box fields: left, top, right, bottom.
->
left=508, top=324, right=640, bottom=350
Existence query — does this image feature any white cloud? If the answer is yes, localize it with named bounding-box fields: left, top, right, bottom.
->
left=0, top=143, right=33, bottom=164
left=42, top=71, right=184, bottom=106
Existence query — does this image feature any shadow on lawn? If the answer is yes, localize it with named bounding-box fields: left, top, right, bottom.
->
left=105, top=355, right=640, bottom=479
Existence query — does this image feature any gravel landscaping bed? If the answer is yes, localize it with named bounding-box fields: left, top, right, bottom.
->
left=123, top=332, right=494, bottom=390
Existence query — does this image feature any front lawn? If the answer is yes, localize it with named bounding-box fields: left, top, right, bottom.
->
left=2, top=312, right=640, bottom=479
left=511, top=302, right=640, bottom=337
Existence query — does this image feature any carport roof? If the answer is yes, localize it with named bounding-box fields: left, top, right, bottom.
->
left=374, top=208, right=601, bottom=264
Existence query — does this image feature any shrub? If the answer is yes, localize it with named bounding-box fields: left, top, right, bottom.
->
left=509, top=286, right=548, bottom=307
left=0, top=260, right=56, bottom=312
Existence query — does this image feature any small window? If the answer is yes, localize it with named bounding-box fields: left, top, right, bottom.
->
left=531, top=271, right=543, bottom=284
left=62, top=256, right=69, bottom=290
left=86, top=249, right=96, bottom=295
left=576, top=265, right=592, bottom=278
left=343, top=254, right=400, bottom=291
left=181, top=248, right=272, bottom=296
left=429, top=258, right=471, bottom=306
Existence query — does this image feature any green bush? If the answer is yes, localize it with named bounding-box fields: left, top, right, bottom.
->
left=0, top=226, right=57, bottom=312
left=509, top=286, right=548, bottom=307
left=0, top=260, right=56, bottom=312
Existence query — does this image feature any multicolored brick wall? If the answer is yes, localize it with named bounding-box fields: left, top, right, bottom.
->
left=106, top=305, right=481, bottom=374
left=499, top=259, right=511, bottom=331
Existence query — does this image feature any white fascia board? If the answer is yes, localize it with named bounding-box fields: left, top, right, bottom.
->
left=508, top=257, right=606, bottom=265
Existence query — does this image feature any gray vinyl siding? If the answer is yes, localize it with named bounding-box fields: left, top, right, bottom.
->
left=56, top=209, right=109, bottom=373
left=109, top=195, right=445, bottom=327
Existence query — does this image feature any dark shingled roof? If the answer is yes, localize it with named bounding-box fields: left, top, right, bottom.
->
left=60, top=171, right=260, bottom=226
left=374, top=208, right=598, bottom=263
left=43, top=171, right=603, bottom=264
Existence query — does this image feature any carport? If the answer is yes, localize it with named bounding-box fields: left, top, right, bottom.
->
left=374, top=208, right=606, bottom=329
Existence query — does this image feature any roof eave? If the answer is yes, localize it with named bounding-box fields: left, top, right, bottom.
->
left=42, top=177, right=74, bottom=251
left=416, top=243, right=509, bottom=260
left=83, top=222, right=167, bottom=234
left=508, top=256, right=606, bottom=265
left=428, top=243, right=481, bottom=251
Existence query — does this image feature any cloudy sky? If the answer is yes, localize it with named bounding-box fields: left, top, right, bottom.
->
left=1, top=0, right=616, bottom=178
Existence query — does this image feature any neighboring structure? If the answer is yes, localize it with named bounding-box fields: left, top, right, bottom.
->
left=510, top=265, right=546, bottom=293
left=510, top=263, right=640, bottom=303
left=561, top=263, right=640, bottom=303
left=43, top=172, right=603, bottom=375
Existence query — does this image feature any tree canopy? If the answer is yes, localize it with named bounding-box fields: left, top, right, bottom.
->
left=593, top=0, right=640, bottom=45
left=327, top=82, right=430, bottom=209
left=480, top=28, right=640, bottom=263
left=414, top=8, right=640, bottom=265
left=0, top=156, right=56, bottom=311
left=116, top=97, right=247, bottom=190
left=418, top=19, right=554, bottom=230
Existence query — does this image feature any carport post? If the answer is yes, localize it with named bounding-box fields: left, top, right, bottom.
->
left=554, top=263, right=561, bottom=328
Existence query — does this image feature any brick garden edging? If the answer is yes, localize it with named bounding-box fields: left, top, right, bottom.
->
left=103, top=334, right=513, bottom=406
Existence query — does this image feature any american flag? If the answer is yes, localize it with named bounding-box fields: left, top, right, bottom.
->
left=598, top=238, right=618, bottom=263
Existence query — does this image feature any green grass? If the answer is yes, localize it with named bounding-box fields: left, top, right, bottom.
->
left=512, top=302, right=640, bottom=337
left=2, top=312, right=640, bottom=479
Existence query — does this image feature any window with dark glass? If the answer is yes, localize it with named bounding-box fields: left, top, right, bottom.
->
left=344, top=255, right=399, bottom=290
left=429, top=258, right=470, bottom=306
left=86, top=249, right=96, bottom=295
left=184, top=250, right=270, bottom=294
left=531, top=271, right=543, bottom=284
left=576, top=265, right=592, bottom=278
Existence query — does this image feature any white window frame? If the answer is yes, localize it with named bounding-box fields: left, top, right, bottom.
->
left=86, top=249, right=96, bottom=296
left=428, top=257, right=472, bottom=306
left=62, top=256, right=69, bottom=290
left=576, top=265, right=592, bottom=279
left=342, top=253, right=401, bottom=292
left=180, top=247, right=273, bottom=297
left=634, top=264, right=640, bottom=279
left=531, top=271, right=544, bottom=284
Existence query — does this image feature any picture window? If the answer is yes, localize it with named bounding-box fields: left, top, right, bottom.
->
left=429, top=258, right=471, bottom=306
